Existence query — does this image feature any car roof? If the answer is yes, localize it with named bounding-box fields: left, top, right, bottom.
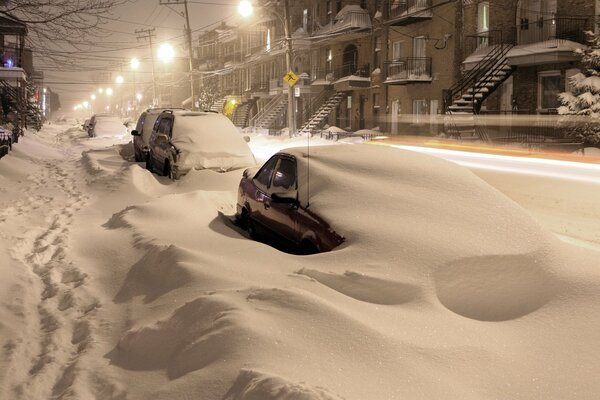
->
left=146, top=107, right=186, bottom=114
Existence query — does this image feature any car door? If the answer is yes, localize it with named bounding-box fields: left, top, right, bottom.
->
left=264, top=156, right=298, bottom=244
left=248, top=155, right=278, bottom=230
left=154, top=116, right=173, bottom=172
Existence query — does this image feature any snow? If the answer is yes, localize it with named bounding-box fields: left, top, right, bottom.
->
left=92, top=117, right=128, bottom=138
left=1, top=124, right=600, bottom=399
left=170, top=111, right=256, bottom=172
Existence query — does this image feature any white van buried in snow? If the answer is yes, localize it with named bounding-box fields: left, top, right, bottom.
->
left=145, top=110, right=256, bottom=180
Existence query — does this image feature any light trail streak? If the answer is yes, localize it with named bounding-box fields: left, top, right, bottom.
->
left=382, top=144, right=600, bottom=185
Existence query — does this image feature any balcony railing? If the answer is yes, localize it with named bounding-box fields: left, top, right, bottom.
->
left=385, top=58, right=432, bottom=83
left=313, top=10, right=372, bottom=36
left=314, top=63, right=370, bottom=83
left=387, top=0, right=432, bottom=24
left=516, top=16, right=589, bottom=45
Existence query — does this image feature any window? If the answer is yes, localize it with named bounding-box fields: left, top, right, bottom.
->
left=373, top=93, right=380, bottom=109
left=477, top=2, right=490, bottom=47
left=538, top=71, right=562, bottom=111
left=413, top=99, right=428, bottom=115
left=413, top=37, right=426, bottom=59
left=374, top=36, right=382, bottom=69
left=392, top=41, right=404, bottom=60
left=272, top=158, right=297, bottom=191
left=303, top=9, right=308, bottom=32
left=255, top=156, right=278, bottom=188
left=158, top=118, right=172, bottom=137
left=266, top=28, right=271, bottom=52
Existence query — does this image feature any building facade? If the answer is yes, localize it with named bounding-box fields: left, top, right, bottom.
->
left=192, top=0, right=597, bottom=138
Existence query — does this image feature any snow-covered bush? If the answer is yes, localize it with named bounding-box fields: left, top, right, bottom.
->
left=558, top=31, right=600, bottom=146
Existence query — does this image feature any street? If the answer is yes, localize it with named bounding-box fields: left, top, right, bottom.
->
left=1, top=125, right=600, bottom=400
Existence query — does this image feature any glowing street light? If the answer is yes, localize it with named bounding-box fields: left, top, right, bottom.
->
left=238, top=0, right=253, bottom=17
left=106, top=88, right=113, bottom=96
left=91, top=94, right=96, bottom=101
left=130, top=57, right=140, bottom=70
left=116, top=75, right=124, bottom=84
left=158, top=43, right=175, bottom=63
left=82, top=101, right=89, bottom=109
left=136, top=93, right=143, bottom=102
left=98, top=88, right=104, bottom=94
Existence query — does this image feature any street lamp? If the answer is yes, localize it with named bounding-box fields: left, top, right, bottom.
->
left=238, top=0, right=295, bottom=136
left=158, top=43, right=175, bottom=63
left=238, top=0, right=253, bottom=18
left=106, top=87, right=113, bottom=96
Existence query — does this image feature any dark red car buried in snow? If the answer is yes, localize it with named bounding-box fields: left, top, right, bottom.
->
left=236, top=150, right=344, bottom=254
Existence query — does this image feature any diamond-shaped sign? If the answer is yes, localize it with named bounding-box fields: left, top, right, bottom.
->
left=283, top=71, right=299, bottom=87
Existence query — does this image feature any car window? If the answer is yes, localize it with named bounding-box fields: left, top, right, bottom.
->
left=272, top=158, right=296, bottom=191
left=136, top=112, right=146, bottom=132
left=254, top=156, right=278, bottom=188
left=158, top=118, right=172, bottom=137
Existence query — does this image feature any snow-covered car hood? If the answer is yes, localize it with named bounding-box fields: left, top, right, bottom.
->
left=94, top=119, right=127, bottom=138
left=171, top=113, right=256, bottom=172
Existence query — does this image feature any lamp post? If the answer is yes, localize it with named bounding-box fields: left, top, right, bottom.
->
left=238, top=0, right=295, bottom=136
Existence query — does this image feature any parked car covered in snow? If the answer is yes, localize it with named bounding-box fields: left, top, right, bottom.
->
left=146, top=110, right=256, bottom=179
left=131, top=108, right=184, bottom=162
left=236, top=148, right=346, bottom=254
left=87, top=114, right=127, bottom=138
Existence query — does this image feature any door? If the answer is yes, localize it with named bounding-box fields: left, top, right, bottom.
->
left=342, top=44, right=358, bottom=77
left=265, top=156, right=298, bottom=243
left=477, top=2, right=490, bottom=47
left=153, top=116, right=173, bottom=171
left=249, top=155, right=279, bottom=230
left=413, top=37, right=426, bottom=76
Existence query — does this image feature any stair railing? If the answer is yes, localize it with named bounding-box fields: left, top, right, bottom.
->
left=249, top=93, right=284, bottom=128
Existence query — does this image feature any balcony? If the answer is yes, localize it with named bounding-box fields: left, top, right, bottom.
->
left=312, top=6, right=372, bottom=41
left=508, top=16, right=591, bottom=66
left=386, top=0, right=432, bottom=26
left=250, top=81, right=269, bottom=98
left=384, top=58, right=432, bottom=84
left=516, top=16, right=589, bottom=45
left=269, top=78, right=284, bottom=96
left=311, top=63, right=371, bottom=91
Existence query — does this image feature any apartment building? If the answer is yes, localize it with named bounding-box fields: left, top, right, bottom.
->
left=379, top=0, right=459, bottom=134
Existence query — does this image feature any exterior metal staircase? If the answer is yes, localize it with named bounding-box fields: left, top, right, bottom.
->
left=299, top=91, right=346, bottom=135
left=232, top=100, right=254, bottom=127
left=444, top=41, right=514, bottom=141
left=250, top=93, right=287, bottom=129
left=446, top=44, right=514, bottom=114
left=209, top=97, right=227, bottom=113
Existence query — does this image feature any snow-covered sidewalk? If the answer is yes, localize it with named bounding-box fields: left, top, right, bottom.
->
left=1, top=124, right=600, bottom=400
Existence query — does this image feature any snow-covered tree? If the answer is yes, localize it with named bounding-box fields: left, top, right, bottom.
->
left=558, top=31, right=600, bottom=146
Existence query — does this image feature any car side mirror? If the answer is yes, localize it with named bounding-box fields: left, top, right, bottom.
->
left=131, top=130, right=140, bottom=136
left=156, top=133, right=169, bottom=145
left=271, top=191, right=298, bottom=206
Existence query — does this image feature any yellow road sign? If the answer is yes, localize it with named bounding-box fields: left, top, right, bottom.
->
left=283, top=71, right=299, bottom=87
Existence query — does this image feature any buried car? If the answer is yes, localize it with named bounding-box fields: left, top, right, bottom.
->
left=88, top=114, right=128, bottom=138
left=146, top=110, right=256, bottom=180
left=131, top=107, right=184, bottom=162
left=236, top=149, right=345, bottom=254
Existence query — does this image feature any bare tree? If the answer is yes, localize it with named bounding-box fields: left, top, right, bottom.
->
left=1, top=0, right=132, bottom=68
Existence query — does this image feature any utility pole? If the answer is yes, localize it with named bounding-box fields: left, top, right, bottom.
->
left=283, top=0, right=295, bottom=136
left=159, top=0, right=197, bottom=110
left=135, top=28, right=158, bottom=106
